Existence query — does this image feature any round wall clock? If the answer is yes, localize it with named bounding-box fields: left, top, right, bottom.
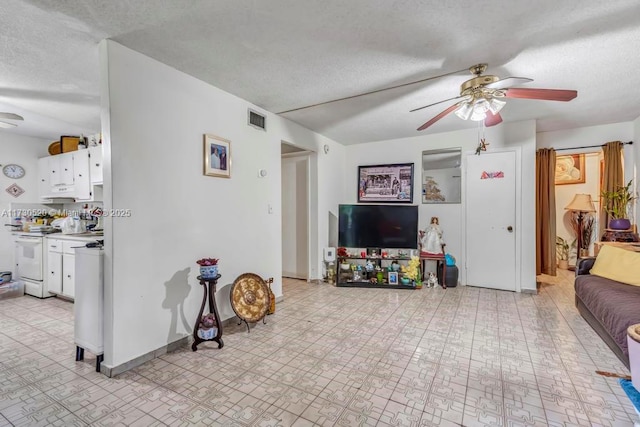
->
left=2, top=164, right=25, bottom=179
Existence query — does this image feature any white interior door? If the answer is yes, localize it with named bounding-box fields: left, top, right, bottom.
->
left=281, top=154, right=309, bottom=280
left=465, top=150, right=517, bottom=291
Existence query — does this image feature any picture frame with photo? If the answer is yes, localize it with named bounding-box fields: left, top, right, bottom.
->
left=555, top=154, right=585, bottom=185
left=203, top=134, right=231, bottom=178
left=388, top=271, right=399, bottom=285
left=358, top=163, right=414, bottom=203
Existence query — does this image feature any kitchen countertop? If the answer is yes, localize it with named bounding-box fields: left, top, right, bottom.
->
left=12, top=231, right=103, bottom=241
left=46, top=233, right=103, bottom=242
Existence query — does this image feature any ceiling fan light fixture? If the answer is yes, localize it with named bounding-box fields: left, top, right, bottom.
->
left=468, top=98, right=489, bottom=121
left=454, top=102, right=473, bottom=120
left=488, top=97, right=506, bottom=115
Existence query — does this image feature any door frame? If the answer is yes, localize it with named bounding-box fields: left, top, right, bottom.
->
left=281, top=149, right=314, bottom=282
left=463, top=146, right=522, bottom=292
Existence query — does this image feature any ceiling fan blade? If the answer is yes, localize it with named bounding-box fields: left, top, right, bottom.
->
left=410, top=95, right=467, bottom=113
left=417, top=103, right=461, bottom=131
left=484, top=111, right=503, bottom=127
left=0, top=112, right=24, bottom=121
left=504, top=88, right=577, bottom=101
left=277, top=66, right=472, bottom=114
left=484, top=77, right=533, bottom=90
left=0, top=120, right=17, bottom=128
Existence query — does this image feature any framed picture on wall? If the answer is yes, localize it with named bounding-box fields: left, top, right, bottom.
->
left=358, top=163, right=414, bottom=203
left=203, top=134, right=231, bottom=178
left=555, top=154, right=585, bottom=185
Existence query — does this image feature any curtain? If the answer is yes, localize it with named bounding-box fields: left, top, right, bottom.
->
left=600, top=141, right=624, bottom=236
left=536, top=148, right=557, bottom=276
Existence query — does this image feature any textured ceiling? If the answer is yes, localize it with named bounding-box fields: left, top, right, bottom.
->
left=1, top=0, right=639, bottom=144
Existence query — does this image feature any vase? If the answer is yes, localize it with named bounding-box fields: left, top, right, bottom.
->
left=609, top=218, right=631, bottom=230
left=200, top=265, right=218, bottom=279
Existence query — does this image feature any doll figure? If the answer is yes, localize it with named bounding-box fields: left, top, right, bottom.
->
left=420, top=216, right=444, bottom=254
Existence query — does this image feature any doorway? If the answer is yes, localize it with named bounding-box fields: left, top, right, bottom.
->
left=465, top=149, right=519, bottom=291
left=281, top=143, right=311, bottom=280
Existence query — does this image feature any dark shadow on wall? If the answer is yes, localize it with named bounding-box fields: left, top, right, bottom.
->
left=162, top=268, right=192, bottom=344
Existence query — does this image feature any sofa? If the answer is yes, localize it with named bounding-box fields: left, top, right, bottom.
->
left=575, top=256, right=640, bottom=369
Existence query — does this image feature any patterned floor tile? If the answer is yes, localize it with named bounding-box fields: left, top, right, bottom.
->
left=0, top=272, right=636, bottom=426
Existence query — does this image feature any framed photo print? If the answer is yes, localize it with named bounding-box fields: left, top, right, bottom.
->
left=203, top=134, right=231, bottom=178
left=358, top=163, right=414, bottom=203
left=388, top=272, right=399, bottom=285
left=555, top=154, right=585, bottom=185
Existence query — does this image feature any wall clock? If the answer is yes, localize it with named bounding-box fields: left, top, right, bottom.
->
left=2, top=164, right=25, bottom=179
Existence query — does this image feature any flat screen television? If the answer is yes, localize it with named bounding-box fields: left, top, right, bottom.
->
left=338, top=204, right=419, bottom=249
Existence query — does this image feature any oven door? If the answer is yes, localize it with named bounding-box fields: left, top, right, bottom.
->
left=15, top=236, right=43, bottom=281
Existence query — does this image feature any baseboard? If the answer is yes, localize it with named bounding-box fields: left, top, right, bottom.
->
left=521, top=288, right=538, bottom=294
left=100, top=335, right=189, bottom=377
left=100, top=298, right=284, bottom=377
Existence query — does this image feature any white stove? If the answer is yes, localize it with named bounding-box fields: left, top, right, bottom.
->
left=14, top=233, right=52, bottom=298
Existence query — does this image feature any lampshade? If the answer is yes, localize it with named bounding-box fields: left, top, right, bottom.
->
left=565, top=194, right=596, bottom=212
left=454, top=102, right=473, bottom=120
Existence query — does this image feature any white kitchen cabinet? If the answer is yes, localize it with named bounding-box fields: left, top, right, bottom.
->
left=73, top=150, right=92, bottom=201
left=47, top=251, right=62, bottom=294
left=37, top=157, right=51, bottom=200
left=37, top=149, right=97, bottom=200
left=62, top=255, right=76, bottom=299
left=89, top=146, right=103, bottom=185
left=49, top=153, right=75, bottom=186
left=46, top=238, right=83, bottom=300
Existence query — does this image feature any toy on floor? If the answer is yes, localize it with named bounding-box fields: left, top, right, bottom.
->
left=425, top=272, right=438, bottom=288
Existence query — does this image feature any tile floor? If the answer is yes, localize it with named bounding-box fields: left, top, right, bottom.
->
left=0, top=270, right=638, bottom=426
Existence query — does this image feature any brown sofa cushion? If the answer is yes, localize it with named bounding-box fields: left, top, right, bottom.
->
left=575, top=275, right=640, bottom=357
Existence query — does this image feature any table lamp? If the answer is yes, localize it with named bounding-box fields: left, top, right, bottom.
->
left=565, top=194, right=596, bottom=258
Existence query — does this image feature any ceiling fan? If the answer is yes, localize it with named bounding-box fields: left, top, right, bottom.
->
left=0, top=112, right=24, bottom=129
left=411, top=63, right=577, bottom=131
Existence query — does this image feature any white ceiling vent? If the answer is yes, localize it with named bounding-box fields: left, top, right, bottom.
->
left=248, top=109, right=266, bottom=131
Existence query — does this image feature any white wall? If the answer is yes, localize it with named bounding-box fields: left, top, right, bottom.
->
left=0, top=133, right=50, bottom=271
left=101, top=41, right=345, bottom=368
left=344, top=120, right=537, bottom=292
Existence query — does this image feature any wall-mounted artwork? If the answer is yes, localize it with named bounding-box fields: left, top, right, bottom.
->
left=203, top=134, right=231, bottom=178
left=358, top=163, right=414, bottom=203
left=555, top=154, right=585, bottom=185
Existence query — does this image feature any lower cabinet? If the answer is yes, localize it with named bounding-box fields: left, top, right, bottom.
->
left=46, top=239, right=81, bottom=300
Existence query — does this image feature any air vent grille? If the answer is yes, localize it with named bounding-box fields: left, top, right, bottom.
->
left=248, top=109, right=266, bottom=130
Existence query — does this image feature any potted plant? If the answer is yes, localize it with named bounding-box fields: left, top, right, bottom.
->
left=556, top=237, right=569, bottom=269
left=196, top=258, right=219, bottom=279
left=601, top=179, right=637, bottom=230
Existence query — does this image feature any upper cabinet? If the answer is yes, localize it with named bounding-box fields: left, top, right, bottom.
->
left=89, top=146, right=103, bottom=185
left=38, top=147, right=103, bottom=201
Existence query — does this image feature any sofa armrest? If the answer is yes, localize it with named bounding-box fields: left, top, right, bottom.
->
left=576, top=257, right=596, bottom=277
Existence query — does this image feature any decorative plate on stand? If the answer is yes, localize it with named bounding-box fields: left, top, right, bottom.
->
left=230, top=273, right=270, bottom=330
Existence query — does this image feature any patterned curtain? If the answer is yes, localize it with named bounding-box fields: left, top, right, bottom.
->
left=536, top=148, right=557, bottom=276
left=600, top=141, right=624, bottom=237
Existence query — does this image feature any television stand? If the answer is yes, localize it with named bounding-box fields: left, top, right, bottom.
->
left=336, top=250, right=418, bottom=289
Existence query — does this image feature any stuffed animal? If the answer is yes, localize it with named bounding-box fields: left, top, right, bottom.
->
left=426, top=272, right=438, bottom=288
